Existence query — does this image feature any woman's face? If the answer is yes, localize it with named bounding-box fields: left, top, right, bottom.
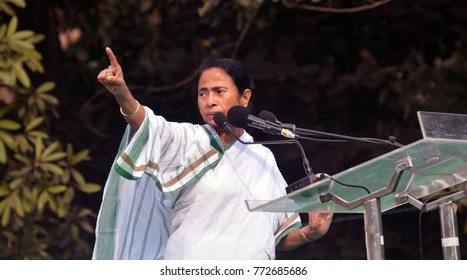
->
left=197, top=67, right=250, bottom=129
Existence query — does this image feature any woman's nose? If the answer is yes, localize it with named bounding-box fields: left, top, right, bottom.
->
left=207, top=94, right=216, bottom=107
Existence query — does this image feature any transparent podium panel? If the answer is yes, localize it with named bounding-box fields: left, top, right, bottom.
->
left=418, top=111, right=467, bottom=140
left=247, top=111, right=467, bottom=259
left=246, top=138, right=467, bottom=214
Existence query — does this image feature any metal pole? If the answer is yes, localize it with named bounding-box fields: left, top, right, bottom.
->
left=439, top=201, right=461, bottom=260
left=363, top=198, right=385, bottom=260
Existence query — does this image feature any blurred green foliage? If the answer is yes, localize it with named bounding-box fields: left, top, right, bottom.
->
left=0, top=1, right=101, bottom=259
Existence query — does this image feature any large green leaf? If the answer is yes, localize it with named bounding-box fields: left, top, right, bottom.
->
left=0, top=119, right=21, bottom=130
left=8, top=0, right=26, bottom=8
left=77, top=183, right=102, bottom=194
left=25, top=117, right=44, bottom=132
left=9, top=29, right=34, bottom=39
left=37, top=191, right=48, bottom=212
left=6, top=16, right=18, bottom=37
left=42, top=163, right=64, bottom=175
left=0, top=131, right=16, bottom=148
left=0, top=140, right=6, bottom=163
left=36, top=81, right=55, bottom=93
left=47, top=185, right=67, bottom=194
left=11, top=62, right=30, bottom=87
left=12, top=192, right=24, bottom=217
left=1, top=203, right=11, bottom=226
left=40, top=141, right=60, bottom=159
left=69, top=149, right=90, bottom=165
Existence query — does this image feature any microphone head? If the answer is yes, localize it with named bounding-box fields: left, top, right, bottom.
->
left=227, top=106, right=250, bottom=129
left=213, top=112, right=228, bottom=127
left=258, top=110, right=278, bottom=123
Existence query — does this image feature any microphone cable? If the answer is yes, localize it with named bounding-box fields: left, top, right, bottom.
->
left=315, top=173, right=370, bottom=195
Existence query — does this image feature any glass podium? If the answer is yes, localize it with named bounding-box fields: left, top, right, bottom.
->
left=246, top=111, right=467, bottom=260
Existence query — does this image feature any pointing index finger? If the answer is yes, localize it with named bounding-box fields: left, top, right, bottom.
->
left=106, top=47, right=120, bottom=69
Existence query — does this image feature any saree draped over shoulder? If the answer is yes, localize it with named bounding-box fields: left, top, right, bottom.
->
left=93, top=106, right=301, bottom=260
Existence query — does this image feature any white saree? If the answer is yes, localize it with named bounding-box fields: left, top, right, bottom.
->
left=93, top=106, right=301, bottom=260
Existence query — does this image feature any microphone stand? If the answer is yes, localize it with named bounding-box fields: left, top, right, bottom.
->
left=214, top=111, right=322, bottom=195
left=223, top=124, right=314, bottom=177
left=259, top=110, right=404, bottom=149
left=220, top=123, right=323, bottom=194
left=294, top=127, right=404, bottom=149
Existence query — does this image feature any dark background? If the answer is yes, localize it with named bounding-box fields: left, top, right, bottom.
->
left=17, top=0, right=467, bottom=259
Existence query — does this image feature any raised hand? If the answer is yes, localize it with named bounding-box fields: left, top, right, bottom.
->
left=97, top=47, right=143, bottom=130
left=97, top=47, right=129, bottom=96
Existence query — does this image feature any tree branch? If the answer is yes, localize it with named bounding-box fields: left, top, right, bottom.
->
left=232, top=6, right=262, bottom=58
left=287, top=0, right=392, bottom=13
left=126, top=70, right=199, bottom=93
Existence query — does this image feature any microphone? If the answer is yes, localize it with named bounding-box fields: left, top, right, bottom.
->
left=227, top=106, right=298, bottom=139
left=214, top=111, right=314, bottom=184
left=259, top=110, right=296, bottom=132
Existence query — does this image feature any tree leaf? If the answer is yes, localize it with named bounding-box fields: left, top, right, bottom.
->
left=42, top=151, right=66, bottom=162
left=57, top=199, right=68, bottom=218
left=37, top=191, right=48, bottom=212
left=71, top=224, right=79, bottom=240
left=41, top=163, right=64, bottom=176
left=61, top=169, right=70, bottom=184
left=39, top=93, right=59, bottom=105
left=34, top=137, right=43, bottom=160
left=9, top=29, right=34, bottom=39
left=27, top=33, right=44, bottom=44
left=11, top=62, right=30, bottom=88
left=9, top=177, right=23, bottom=190
left=25, top=57, right=44, bottom=73
left=47, top=185, right=67, bottom=194
left=47, top=195, right=57, bottom=212
left=6, top=16, right=18, bottom=37
left=0, top=71, right=14, bottom=86
left=78, top=220, right=95, bottom=234
left=69, top=149, right=90, bottom=165
left=0, top=183, right=11, bottom=196
left=25, top=117, right=44, bottom=132
left=12, top=192, right=24, bottom=217
left=70, top=169, right=85, bottom=186
left=77, top=183, right=102, bottom=194
left=0, top=197, right=8, bottom=212
left=0, top=2, right=15, bottom=17
left=1, top=203, right=11, bottom=227
left=41, top=141, right=60, bottom=159
left=0, top=24, right=6, bottom=38
left=8, top=0, right=26, bottom=8
left=77, top=208, right=93, bottom=218
left=63, top=188, right=74, bottom=204
left=0, top=131, right=17, bottom=149
left=0, top=119, right=21, bottom=130
left=28, top=130, right=49, bottom=139
left=36, top=81, right=55, bottom=93
left=0, top=140, right=6, bottom=163
left=8, top=37, right=35, bottom=51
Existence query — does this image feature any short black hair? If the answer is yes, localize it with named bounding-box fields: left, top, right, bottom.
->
left=197, top=58, right=251, bottom=95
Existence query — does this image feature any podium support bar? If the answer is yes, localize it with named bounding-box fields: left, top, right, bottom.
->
left=439, top=201, right=461, bottom=260
left=363, top=198, right=385, bottom=260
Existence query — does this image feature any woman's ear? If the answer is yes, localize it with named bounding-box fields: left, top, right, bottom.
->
left=241, top=89, right=252, bottom=107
